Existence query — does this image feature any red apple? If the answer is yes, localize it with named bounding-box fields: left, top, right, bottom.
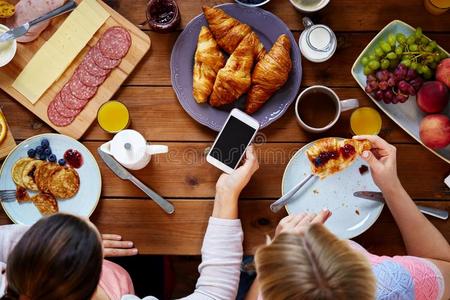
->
left=417, top=81, right=449, bottom=113
left=419, top=114, right=450, bottom=149
left=436, top=58, right=450, bottom=88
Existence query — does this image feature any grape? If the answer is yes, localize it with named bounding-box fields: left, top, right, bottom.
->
left=395, top=46, right=403, bottom=55
left=369, top=54, right=377, bottom=61
left=405, top=68, right=417, bottom=81
left=409, top=77, right=423, bottom=91
left=380, top=41, right=392, bottom=52
left=379, top=81, right=388, bottom=90
left=369, top=60, right=380, bottom=70
left=410, top=62, right=418, bottom=70
left=367, top=74, right=377, bottom=82
left=415, top=27, right=423, bottom=38
left=386, top=52, right=397, bottom=60
left=363, top=66, right=372, bottom=75
left=381, top=59, right=390, bottom=69
left=409, top=44, right=418, bottom=51
left=365, top=85, right=373, bottom=93
left=388, top=77, right=396, bottom=87
left=382, top=93, right=392, bottom=104
left=420, top=36, right=429, bottom=46
left=391, top=95, right=399, bottom=104
left=423, top=69, right=432, bottom=79
left=400, top=59, right=411, bottom=67
left=398, top=81, right=415, bottom=95
left=397, top=94, right=408, bottom=103
left=375, top=47, right=384, bottom=57
left=387, top=34, right=396, bottom=46
left=396, top=33, right=406, bottom=44
left=407, top=36, right=415, bottom=45
left=375, top=90, right=384, bottom=101
left=385, top=90, right=394, bottom=102
left=361, top=56, right=369, bottom=66
left=428, top=41, right=437, bottom=50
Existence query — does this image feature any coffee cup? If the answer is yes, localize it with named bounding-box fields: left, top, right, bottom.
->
left=289, top=0, right=330, bottom=13
left=295, top=85, right=359, bottom=133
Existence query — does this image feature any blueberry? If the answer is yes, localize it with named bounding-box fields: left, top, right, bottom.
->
left=44, top=148, right=52, bottom=156
left=35, top=146, right=43, bottom=155
left=39, top=154, right=47, bottom=160
left=41, top=139, right=50, bottom=148
left=48, top=154, right=57, bottom=162
left=58, top=158, right=66, bottom=166
left=27, top=148, right=36, bottom=158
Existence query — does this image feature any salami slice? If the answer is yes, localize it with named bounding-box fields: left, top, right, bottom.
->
left=48, top=100, right=74, bottom=127
left=60, top=84, right=89, bottom=110
left=99, top=26, right=131, bottom=60
left=69, top=74, right=97, bottom=100
left=92, top=44, right=121, bottom=70
left=76, top=66, right=106, bottom=87
left=53, top=92, right=81, bottom=118
left=82, top=50, right=110, bottom=77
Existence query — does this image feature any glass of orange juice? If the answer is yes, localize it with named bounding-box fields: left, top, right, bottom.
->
left=350, top=107, right=382, bottom=135
left=97, top=100, right=130, bottom=133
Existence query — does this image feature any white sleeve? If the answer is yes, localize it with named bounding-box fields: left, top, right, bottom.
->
left=180, top=217, right=244, bottom=300
left=0, top=224, right=29, bottom=263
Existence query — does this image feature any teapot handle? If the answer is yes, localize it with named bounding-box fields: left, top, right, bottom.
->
left=100, top=142, right=113, bottom=155
left=146, top=145, right=168, bottom=155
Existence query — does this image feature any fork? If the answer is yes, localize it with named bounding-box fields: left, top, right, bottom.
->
left=0, top=190, right=17, bottom=202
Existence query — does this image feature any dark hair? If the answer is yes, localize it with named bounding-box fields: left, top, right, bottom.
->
left=1, top=214, right=103, bottom=300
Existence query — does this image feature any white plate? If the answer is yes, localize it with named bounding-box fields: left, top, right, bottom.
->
left=283, top=139, right=384, bottom=239
left=0, top=133, right=101, bottom=225
left=351, top=20, right=450, bottom=164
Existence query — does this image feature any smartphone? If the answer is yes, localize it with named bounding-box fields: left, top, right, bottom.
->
left=207, top=109, right=260, bottom=174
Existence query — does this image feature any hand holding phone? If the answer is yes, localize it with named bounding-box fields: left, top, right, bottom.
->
left=207, top=109, right=260, bottom=174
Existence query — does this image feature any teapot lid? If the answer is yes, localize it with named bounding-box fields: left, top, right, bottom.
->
left=110, top=130, right=147, bottom=164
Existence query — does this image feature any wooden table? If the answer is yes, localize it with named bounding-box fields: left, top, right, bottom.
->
left=1, top=0, right=449, bottom=255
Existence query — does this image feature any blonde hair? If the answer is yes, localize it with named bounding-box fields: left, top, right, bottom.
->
left=255, top=223, right=376, bottom=300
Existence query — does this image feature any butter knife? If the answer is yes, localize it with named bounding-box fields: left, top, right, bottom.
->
left=354, top=191, right=448, bottom=220
left=97, top=148, right=175, bottom=214
left=0, top=0, right=77, bottom=43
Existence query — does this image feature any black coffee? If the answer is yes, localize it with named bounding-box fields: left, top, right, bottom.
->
left=298, top=90, right=337, bottom=128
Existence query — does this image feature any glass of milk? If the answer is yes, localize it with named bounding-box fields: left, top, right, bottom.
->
left=299, top=17, right=337, bottom=63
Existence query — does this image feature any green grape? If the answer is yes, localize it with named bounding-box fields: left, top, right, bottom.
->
left=380, top=41, right=392, bottom=52
left=361, top=56, right=369, bottom=66
left=439, top=51, right=448, bottom=60
left=386, top=52, right=397, bottom=60
left=429, top=62, right=437, bottom=69
left=369, top=54, right=377, bottom=61
left=425, top=55, right=434, bottom=64
left=423, top=69, right=432, bottom=79
left=429, top=41, right=437, bottom=50
left=407, top=36, right=415, bottom=45
left=389, top=58, right=399, bottom=68
left=368, top=60, right=380, bottom=70
left=363, top=65, right=372, bottom=75
left=387, top=34, right=396, bottom=46
left=417, top=64, right=426, bottom=74
left=375, top=47, right=384, bottom=57
left=395, top=46, right=403, bottom=55
left=381, top=59, right=390, bottom=69
left=409, top=44, right=419, bottom=51
left=434, top=53, right=442, bottom=62
left=396, top=33, right=406, bottom=44
left=415, top=27, right=423, bottom=38
left=400, top=59, right=411, bottom=67
left=422, top=65, right=431, bottom=73
left=424, top=45, right=433, bottom=52
left=420, top=36, right=429, bottom=45
left=410, top=62, right=418, bottom=70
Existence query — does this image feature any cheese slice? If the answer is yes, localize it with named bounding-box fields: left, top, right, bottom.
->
left=12, top=0, right=110, bottom=104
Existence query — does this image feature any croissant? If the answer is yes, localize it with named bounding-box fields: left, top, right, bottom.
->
left=210, top=32, right=257, bottom=107
left=245, top=34, right=292, bottom=114
left=202, top=5, right=266, bottom=61
left=193, top=26, right=226, bottom=103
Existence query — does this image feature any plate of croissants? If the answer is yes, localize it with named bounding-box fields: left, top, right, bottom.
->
left=170, top=4, right=302, bottom=131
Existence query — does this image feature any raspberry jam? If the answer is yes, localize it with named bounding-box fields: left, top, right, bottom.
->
left=314, top=151, right=338, bottom=167
left=64, top=149, right=83, bottom=169
left=340, top=144, right=356, bottom=159
left=16, top=187, right=28, bottom=202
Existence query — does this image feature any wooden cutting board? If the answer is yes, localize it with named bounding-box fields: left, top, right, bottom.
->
left=0, top=111, right=16, bottom=160
left=0, top=0, right=151, bottom=140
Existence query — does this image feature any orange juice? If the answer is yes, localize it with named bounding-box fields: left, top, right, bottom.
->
left=97, top=101, right=130, bottom=133
left=350, top=107, right=382, bottom=135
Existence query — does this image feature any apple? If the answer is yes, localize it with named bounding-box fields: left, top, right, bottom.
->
left=419, top=114, right=450, bottom=149
left=436, top=58, right=450, bottom=88
left=417, top=81, right=449, bottom=113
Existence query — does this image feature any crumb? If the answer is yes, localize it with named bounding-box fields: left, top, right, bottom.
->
left=303, top=173, right=306, bottom=176
left=313, top=189, right=319, bottom=195
left=359, top=165, right=369, bottom=175
left=355, top=209, right=360, bottom=215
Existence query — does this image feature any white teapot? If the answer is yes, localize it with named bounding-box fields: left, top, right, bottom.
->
left=100, top=129, right=168, bottom=170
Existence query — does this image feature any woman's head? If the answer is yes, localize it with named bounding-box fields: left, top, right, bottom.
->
left=2, top=213, right=103, bottom=300
left=255, top=223, right=376, bottom=300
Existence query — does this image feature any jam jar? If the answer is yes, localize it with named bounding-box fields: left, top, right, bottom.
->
left=146, top=0, right=181, bottom=33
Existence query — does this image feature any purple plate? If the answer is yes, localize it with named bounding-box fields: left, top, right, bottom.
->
left=170, top=3, right=302, bottom=131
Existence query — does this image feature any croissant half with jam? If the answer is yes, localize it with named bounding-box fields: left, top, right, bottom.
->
left=193, top=26, right=226, bottom=103
left=209, top=32, right=257, bottom=107
left=202, top=5, right=266, bottom=61
left=245, top=34, right=292, bottom=114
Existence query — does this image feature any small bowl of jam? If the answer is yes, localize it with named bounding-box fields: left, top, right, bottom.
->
left=146, top=0, right=181, bottom=33
left=235, top=0, right=271, bottom=7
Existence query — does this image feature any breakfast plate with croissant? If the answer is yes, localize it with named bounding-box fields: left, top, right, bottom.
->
left=282, top=138, right=383, bottom=239
left=171, top=3, right=302, bottom=131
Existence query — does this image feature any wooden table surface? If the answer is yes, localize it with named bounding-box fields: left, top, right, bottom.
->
left=1, top=0, right=450, bottom=255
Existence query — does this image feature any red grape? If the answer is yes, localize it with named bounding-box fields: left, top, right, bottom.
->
left=379, top=81, right=388, bottom=90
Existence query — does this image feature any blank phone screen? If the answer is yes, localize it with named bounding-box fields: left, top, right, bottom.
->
left=210, top=116, right=257, bottom=169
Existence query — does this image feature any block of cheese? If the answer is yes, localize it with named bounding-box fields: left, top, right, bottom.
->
left=12, top=0, right=110, bottom=104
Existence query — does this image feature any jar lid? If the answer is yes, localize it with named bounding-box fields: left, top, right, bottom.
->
left=299, top=24, right=337, bottom=63
left=110, top=129, right=147, bottom=164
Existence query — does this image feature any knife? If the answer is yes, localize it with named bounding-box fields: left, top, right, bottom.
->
left=0, top=0, right=77, bottom=43
left=354, top=191, right=448, bottom=220
left=97, top=148, right=175, bottom=214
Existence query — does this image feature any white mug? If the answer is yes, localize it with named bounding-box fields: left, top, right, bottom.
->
left=295, top=85, right=359, bottom=133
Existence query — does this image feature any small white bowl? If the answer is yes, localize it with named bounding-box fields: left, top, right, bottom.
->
left=289, top=0, right=330, bottom=13
left=235, top=0, right=271, bottom=8
left=0, top=24, right=17, bottom=68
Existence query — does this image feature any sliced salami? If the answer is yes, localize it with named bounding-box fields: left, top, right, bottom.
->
left=48, top=100, right=74, bottom=127
left=82, top=50, right=110, bottom=77
left=53, top=92, right=81, bottom=118
left=69, top=74, right=97, bottom=100
left=60, top=84, right=89, bottom=110
left=76, top=66, right=107, bottom=87
left=92, top=44, right=121, bottom=70
left=99, top=26, right=131, bottom=60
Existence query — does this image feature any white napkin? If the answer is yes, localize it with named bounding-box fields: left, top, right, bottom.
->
left=121, top=295, right=158, bottom=300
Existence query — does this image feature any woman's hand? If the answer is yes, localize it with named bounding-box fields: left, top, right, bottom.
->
left=354, top=135, right=401, bottom=193
left=274, top=209, right=331, bottom=238
left=213, top=145, right=259, bottom=219
left=102, top=234, right=138, bottom=257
